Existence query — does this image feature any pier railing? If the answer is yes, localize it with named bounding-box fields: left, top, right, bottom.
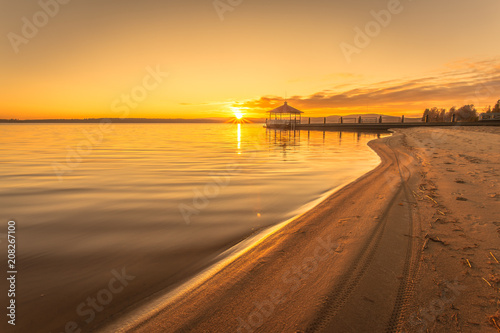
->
left=265, top=114, right=499, bottom=130
left=337, top=116, right=422, bottom=124
left=267, top=119, right=301, bottom=126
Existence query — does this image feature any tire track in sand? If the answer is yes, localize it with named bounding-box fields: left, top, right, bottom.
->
left=305, top=134, right=421, bottom=333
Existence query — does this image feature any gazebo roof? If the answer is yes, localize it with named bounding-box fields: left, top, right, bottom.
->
left=267, top=101, right=304, bottom=114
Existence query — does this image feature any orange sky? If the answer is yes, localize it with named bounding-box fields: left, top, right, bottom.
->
left=1, top=0, right=500, bottom=119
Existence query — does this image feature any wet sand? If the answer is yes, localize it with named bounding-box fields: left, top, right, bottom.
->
left=98, top=126, right=500, bottom=333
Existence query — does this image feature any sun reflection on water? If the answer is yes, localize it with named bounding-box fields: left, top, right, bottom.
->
left=237, top=123, right=241, bottom=154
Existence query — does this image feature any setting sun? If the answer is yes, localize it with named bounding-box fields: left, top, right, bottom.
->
left=234, top=111, right=244, bottom=120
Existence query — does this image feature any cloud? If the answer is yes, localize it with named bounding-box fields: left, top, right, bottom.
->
left=180, top=101, right=228, bottom=106
left=236, top=59, right=500, bottom=115
left=287, top=72, right=364, bottom=84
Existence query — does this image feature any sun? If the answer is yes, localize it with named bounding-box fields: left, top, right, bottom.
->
left=234, top=111, right=244, bottom=120
left=227, top=107, right=250, bottom=124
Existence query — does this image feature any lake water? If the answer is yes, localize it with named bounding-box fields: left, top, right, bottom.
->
left=0, top=123, right=386, bottom=332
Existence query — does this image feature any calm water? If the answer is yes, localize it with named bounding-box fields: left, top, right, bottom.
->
left=0, top=123, right=386, bottom=332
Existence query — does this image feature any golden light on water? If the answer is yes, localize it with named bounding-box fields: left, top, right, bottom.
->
left=237, top=123, right=241, bottom=153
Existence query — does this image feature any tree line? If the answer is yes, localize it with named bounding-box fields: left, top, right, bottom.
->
left=422, top=99, right=500, bottom=122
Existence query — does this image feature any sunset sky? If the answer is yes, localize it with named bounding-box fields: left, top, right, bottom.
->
left=1, top=0, right=500, bottom=119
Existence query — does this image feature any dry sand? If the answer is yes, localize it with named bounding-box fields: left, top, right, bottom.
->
left=398, top=127, right=500, bottom=333
left=102, top=126, right=499, bottom=333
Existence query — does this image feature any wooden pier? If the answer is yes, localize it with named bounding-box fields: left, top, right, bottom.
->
left=291, top=120, right=500, bottom=131
left=264, top=103, right=500, bottom=131
left=265, top=115, right=500, bottom=131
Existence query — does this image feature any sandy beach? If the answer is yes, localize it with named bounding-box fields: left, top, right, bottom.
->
left=4, top=1, right=500, bottom=332
left=398, top=127, right=500, bottom=332
left=95, top=126, right=498, bottom=332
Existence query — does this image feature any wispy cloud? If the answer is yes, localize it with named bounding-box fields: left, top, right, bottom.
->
left=179, top=101, right=230, bottom=106
left=236, top=58, right=500, bottom=116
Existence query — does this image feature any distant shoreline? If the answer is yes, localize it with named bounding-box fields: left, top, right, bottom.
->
left=0, top=118, right=264, bottom=124
left=0, top=114, right=423, bottom=124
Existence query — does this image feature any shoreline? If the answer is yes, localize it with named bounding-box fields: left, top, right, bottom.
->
left=100, top=130, right=417, bottom=332
left=1, top=124, right=383, bottom=333
left=97, top=183, right=349, bottom=333
left=102, top=126, right=500, bottom=332
left=97, top=167, right=381, bottom=332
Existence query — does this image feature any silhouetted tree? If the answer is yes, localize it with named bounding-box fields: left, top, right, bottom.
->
left=422, top=107, right=446, bottom=122
left=422, top=103, right=483, bottom=122
left=493, top=99, right=500, bottom=113
left=439, top=108, right=446, bottom=121
left=445, top=106, right=457, bottom=121
left=453, top=105, right=478, bottom=121
left=422, top=108, right=430, bottom=122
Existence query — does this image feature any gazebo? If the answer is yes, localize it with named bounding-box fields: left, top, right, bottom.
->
left=266, top=101, right=303, bottom=129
